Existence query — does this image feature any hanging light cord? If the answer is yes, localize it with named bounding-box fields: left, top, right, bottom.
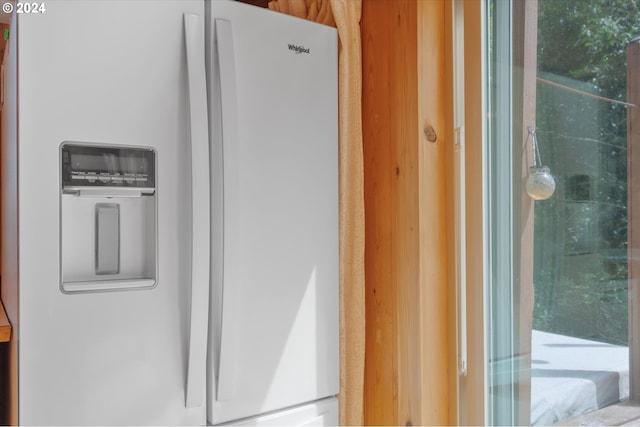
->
left=528, top=125, right=542, bottom=167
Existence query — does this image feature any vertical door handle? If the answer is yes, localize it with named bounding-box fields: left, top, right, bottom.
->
left=213, top=18, right=239, bottom=402
left=184, top=12, right=211, bottom=409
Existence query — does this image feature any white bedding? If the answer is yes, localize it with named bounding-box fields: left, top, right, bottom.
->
left=531, top=330, right=629, bottom=425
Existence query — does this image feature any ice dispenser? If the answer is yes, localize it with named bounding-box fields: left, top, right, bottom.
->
left=60, top=143, right=157, bottom=293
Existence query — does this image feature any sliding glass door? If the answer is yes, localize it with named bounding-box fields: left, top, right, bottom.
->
left=481, top=0, right=640, bottom=424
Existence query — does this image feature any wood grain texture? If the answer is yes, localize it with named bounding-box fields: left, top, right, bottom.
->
left=462, top=0, right=486, bottom=424
left=267, top=0, right=336, bottom=27
left=442, top=1, right=460, bottom=424
left=362, top=1, right=403, bottom=422
left=362, top=0, right=449, bottom=424
left=237, top=0, right=271, bottom=8
left=394, top=0, right=421, bottom=423
left=416, top=1, right=449, bottom=424
left=0, top=302, right=10, bottom=343
left=627, top=39, right=640, bottom=403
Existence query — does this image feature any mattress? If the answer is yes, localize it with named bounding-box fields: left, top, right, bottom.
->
left=530, top=330, right=629, bottom=425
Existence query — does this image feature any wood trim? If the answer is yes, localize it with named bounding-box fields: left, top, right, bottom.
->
left=627, top=38, right=640, bottom=402
left=513, top=1, right=537, bottom=423
left=265, top=0, right=336, bottom=27
left=0, top=302, right=10, bottom=343
left=362, top=1, right=405, bottom=421
left=462, top=0, right=487, bottom=424
left=236, top=0, right=270, bottom=8
left=361, top=0, right=449, bottom=424
left=416, top=0, right=449, bottom=424
left=443, top=0, right=459, bottom=423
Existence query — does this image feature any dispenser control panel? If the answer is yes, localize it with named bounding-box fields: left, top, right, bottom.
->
left=59, top=142, right=157, bottom=294
left=61, top=144, right=155, bottom=188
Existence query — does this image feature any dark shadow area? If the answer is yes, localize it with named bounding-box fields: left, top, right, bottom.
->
left=544, top=343, right=618, bottom=348
left=532, top=359, right=550, bottom=365
left=0, top=342, right=8, bottom=425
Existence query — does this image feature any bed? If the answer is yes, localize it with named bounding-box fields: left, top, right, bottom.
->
left=531, top=329, right=629, bottom=425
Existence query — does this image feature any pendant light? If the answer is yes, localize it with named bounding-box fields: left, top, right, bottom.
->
left=525, top=126, right=556, bottom=200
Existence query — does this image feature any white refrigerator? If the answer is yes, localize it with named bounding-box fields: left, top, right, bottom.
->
left=1, top=0, right=338, bottom=425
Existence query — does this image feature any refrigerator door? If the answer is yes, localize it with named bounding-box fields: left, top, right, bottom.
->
left=206, top=1, right=339, bottom=424
left=14, top=1, right=208, bottom=424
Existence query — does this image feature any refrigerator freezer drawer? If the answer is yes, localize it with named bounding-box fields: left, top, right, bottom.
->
left=218, top=397, right=338, bottom=426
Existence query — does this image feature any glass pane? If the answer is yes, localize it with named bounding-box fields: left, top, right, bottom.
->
left=486, top=0, right=640, bottom=425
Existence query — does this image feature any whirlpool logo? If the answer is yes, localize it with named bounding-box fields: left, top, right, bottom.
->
left=288, top=44, right=310, bottom=54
